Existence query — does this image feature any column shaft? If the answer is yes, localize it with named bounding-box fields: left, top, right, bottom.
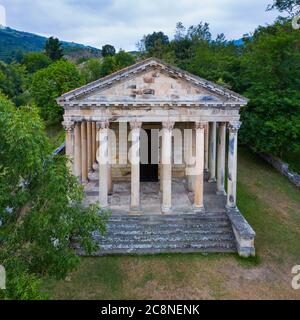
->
left=204, top=123, right=209, bottom=171
left=130, top=121, right=142, bottom=212
left=208, top=122, right=217, bottom=182
left=87, top=121, right=93, bottom=172
left=74, top=122, right=82, bottom=179
left=217, top=122, right=226, bottom=194
left=81, top=121, right=88, bottom=182
left=194, top=122, right=205, bottom=211
left=161, top=122, right=174, bottom=213
left=92, top=122, right=96, bottom=165
left=97, top=121, right=109, bottom=208
left=227, top=122, right=240, bottom=208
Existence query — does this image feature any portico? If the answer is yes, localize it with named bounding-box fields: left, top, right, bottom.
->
left=58, top=58, right=256, bottom=257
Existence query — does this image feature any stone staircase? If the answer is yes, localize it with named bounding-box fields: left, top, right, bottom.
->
left=83, top=212, right=237, bottom=255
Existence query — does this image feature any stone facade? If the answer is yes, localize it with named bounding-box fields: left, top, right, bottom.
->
left=58, top=58, right=255, bottom=257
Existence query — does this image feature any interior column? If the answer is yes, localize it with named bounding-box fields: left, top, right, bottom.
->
left=204, top=123, right=209, bottom=171
left=91, top=122, right=97, bottom=167
left=208, top=121, right=217, bottom=182
left=81, top=121, right=88, bottom=183
left=130, top=121, right=142, bottom=213
left=87, top=121, right=93, bottom=172
left=161, top=121, right=174, bottom=213
left=97, top=121, right=109, bottom=208
left=217, top=122, right=226, bottom=195
left=194, top=122, right=205, bottom=212
left=227, top=122, right=241, bottom=209
left=186, top=124, right=195, bottom=192
left=108, top=128, right=113, bottom=195
left=74, top=122, right=82, bottom=180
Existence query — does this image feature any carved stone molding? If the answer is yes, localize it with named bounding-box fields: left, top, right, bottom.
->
left=130, top=120, right=142, bottom=130
left=228, top=121, right=241, bottom=133
left=62, top=121, right=75, bottom=132
left=96, top=120, right=110, bottom=130
left=162, top=121, right=175, bottom=131
left=195, top=121, right=207, bottom=130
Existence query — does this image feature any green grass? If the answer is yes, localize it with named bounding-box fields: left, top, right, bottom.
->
left=42, top=147, right=300, bottom=300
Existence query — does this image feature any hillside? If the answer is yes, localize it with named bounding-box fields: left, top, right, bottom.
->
left=0, top=27, right=102, bottom=62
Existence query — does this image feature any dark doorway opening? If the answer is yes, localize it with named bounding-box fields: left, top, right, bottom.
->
left=140, top=129, right=158, bottom=182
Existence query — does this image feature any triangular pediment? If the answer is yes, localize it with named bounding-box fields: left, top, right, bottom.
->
left=57, top=58, right=247, bottom=107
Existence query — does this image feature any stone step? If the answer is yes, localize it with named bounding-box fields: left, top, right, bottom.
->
left=81, top=240, right=236, bottom=255
left=108, top=212, right=227, bottom=221
left=98, top=233, right=235, bottom=244
left=101, top=227, right=233, bottom=237
left=105, top=222, right=231, bottom=231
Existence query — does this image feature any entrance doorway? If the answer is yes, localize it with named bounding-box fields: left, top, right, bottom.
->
left=140, top=129, right=158, bottom=182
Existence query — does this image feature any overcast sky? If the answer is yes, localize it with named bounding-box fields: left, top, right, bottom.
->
left=0, top=0, right=281, bottom=50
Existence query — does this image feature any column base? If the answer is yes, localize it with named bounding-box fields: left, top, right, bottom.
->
left=81, top=178, right=89, bottom=185
left=161, top=205, right=172, bottom=214
left=208, top=178, right=216, bottom=183
left=193, top=205, right=205, bottom=213
left=225, top=204, right=238, bottom=211
left=130, top=206, right=142, bottom=215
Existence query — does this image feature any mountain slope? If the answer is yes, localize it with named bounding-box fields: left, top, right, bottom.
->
left=0, top=27, right=102, bottom=62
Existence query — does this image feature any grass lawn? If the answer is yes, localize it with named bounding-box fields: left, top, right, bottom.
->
left=42, top=147, right=300, bottom=300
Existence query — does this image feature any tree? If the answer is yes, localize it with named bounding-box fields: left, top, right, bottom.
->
left=267, top=0, right=300, bottom=15
left=22, top=52, right=52, bottom=73
left=0, top=61, right=28, bottom=106
left=101, top=44, right=116, bottom=57
left=174, top=22, right=186, bottom=41
left=30, top=60, right=83, bottom=122
left=0, top=95, right=109, bottom=299
left=240, top=19, right=300, bottom=157
left=80, top=58, right=102, bottom=83
left=142, top=31, right=170, bottom=52
left=45, top=37, right=64, bottom=61
left=114, top=50, right=135, bottom=69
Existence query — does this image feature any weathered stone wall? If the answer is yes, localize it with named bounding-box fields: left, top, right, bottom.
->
left=258, top=152, right=300, bottom=188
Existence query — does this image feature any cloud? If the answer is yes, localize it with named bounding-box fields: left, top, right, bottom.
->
left=1, top=0, right=281, bottom=50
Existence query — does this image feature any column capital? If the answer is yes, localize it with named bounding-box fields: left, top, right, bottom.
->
left=130, top=120, right=142, bottom=130
left=195, top=121, right=207, bottom=130
left=96, top=120, right=110, bottom=130
left=62, top=121, right=75, bottom=132
left=162, top=121, right=175, bottom=131
left=228, top=121, right=241, bottom=133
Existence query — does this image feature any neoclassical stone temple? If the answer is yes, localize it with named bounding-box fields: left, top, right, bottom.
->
left=58, top=58, right=255, bottom=257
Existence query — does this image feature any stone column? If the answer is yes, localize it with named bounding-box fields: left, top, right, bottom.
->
left=63, top=121, right=75, bottom=174
left=217, top=122, right=226, bottom=195
left=92, top=122, right=97, bottom=166
left=186, top=125, right=195, bottom=192
left=87, top=121, right=93, bottom=172
left=204, top=123, right=209, bottom=171
left=97, top=121, right=109, bottom=208
left=194, top=122, right=206, bottom=212
left=227, top=122, right=241, bottom=209
left=208, top=122, right=217, bottom=182
left=160, top=136, right=163, bottom=192
left=81, top=121, right=88, bottom=183
left=74, top=122, right=82, bottom=179
left=161, top=121, right=174, bottom=213
left=130, top=121, right=142, bottom=213
left=108, top=129, right=113, bottom=195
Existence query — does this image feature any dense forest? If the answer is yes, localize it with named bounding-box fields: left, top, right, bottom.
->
left=0, top=0, right=300, bottom=299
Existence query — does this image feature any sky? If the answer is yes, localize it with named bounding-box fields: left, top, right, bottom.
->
left=0, top=0, right=281, bottom=50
